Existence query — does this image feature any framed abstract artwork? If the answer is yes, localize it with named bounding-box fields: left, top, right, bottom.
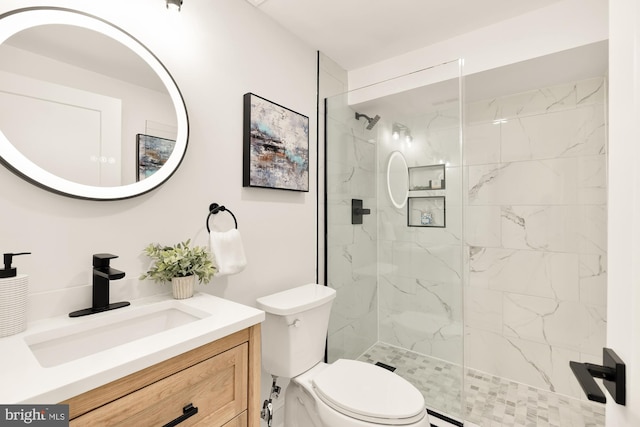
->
left=243, top=93, right=309, bottom=191
left=136, top=134, right=176, bottom=181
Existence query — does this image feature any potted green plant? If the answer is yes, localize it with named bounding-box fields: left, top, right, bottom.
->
left=140, top=239, right=216, bottom=299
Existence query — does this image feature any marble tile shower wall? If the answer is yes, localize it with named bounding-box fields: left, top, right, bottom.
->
left=376, top=104, right=464, bottom=366
left=325, top=103, right=379, bottom=362
left=464, top=77, right=607, bottom=400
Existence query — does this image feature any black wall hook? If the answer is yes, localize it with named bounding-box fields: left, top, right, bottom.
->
left=206, top=203, right=238, bottom=232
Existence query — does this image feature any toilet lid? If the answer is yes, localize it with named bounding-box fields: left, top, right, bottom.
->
left=312, top=359, right=426, bottom=425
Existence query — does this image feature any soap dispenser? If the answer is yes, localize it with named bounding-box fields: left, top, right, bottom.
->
left=0, top=252, right=31, bottom=337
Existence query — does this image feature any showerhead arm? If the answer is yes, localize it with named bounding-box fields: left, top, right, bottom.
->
left=355, top=112, right=372, bottom=122
left=355, top=112, right=381, bottom=130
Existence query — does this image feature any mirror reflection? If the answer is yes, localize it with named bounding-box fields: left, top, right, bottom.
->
left=0, top=24, right=175, bottom=186
left=387, top=151, right=408, bottom=209
left=0, top=8, right=188, bottom=200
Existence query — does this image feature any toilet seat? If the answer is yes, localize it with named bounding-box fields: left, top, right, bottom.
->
left=311, top=359, right=426, bottom=425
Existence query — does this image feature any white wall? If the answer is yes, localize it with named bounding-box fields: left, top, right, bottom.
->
left=0, top=0, right=318, bottom=417
left=607, top=0, right=640, bottom=423
left=0, top=0, right=317, bottom=314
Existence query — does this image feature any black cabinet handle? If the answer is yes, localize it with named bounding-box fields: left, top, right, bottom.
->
left=162, top=403, right=199, bottom=427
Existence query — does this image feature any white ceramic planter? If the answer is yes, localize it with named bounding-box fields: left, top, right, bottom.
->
left=171, top=275, right=195, bottom=299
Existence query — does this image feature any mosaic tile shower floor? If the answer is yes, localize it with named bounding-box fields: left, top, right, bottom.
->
left=357, top=343, right=605, bottom=427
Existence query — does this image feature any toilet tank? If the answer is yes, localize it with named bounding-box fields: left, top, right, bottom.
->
left=256, top=284, right=336, bottom=378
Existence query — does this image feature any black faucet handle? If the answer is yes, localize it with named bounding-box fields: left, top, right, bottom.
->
left=93, top=253, right=119, bottom=267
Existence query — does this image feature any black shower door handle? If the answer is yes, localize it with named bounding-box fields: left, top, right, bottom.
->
left=570, top=348, right=625, bottom=405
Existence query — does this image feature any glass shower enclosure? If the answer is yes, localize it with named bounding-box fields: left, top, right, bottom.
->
left=324, top=59, right=464, bottom=421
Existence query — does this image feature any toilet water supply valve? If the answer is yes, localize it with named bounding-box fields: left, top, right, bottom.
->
left=261, top=376, right=281, bottom=427
left=260, top=319, right=299, bottom=425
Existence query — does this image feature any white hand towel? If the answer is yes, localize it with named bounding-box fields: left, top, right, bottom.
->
left=209, top=229, right=247, bottom=276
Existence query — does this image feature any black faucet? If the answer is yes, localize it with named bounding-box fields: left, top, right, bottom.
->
left=69, top=254, right=130, bottom=317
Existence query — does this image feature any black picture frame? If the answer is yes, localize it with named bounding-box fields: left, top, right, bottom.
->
left=243, top=93, right=309, bottom=192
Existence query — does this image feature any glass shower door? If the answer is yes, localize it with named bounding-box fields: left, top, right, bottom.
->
left=325, top=59, right=465, bottom=422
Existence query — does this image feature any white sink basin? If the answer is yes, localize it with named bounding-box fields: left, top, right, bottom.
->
left=24, top=300, right=210, bottom=367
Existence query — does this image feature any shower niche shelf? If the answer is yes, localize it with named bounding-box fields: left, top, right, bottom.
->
left=407, top=196, right=445, bottom=228
left=409, top=164, right=445, bottom=191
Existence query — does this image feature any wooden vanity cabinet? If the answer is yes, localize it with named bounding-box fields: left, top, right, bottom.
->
left=62, top=324, right=261, bottom=427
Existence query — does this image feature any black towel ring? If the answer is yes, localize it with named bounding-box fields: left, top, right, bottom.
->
left=206, top=203, right=238, bottom=233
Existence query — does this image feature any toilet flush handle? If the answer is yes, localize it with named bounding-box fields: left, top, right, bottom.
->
left=289, top=318, right=302, bottom=328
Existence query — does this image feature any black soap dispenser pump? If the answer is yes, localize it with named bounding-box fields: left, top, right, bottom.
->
left=0, top=252, right=30, bottom=278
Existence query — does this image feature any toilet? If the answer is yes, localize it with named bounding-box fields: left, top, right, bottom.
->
left=256, top=283, right=430, bottom=427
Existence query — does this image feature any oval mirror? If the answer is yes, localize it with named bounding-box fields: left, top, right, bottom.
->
left=0, top=8, right=188, bottom=200
left=387, top=151, right=408, bottom=209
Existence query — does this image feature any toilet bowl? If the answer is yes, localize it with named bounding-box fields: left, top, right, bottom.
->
left=286, top=360, right=430, bottom=427
left=257, top=284, right=429, bottom=427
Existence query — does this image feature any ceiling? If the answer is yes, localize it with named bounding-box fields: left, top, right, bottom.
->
left=4, top=2, right=605, bottom=114
left=244, top=0, right=607, bottom=118
left=245, top=0, right=567, bottom=70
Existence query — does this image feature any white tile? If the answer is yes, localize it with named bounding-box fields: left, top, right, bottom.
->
left=503, top=293, right=558, bottom=343
left=464, top=327, right=512, bottom=376
left=465, top=205, right=501, bottom=247
left=579, top=254, right=607, bottom=306
left=352, top=240, right=377, bottom=277
left=419, top=126, right=462, bottom=167
left=464, top=122, right=500, bottom=165
left=464, top=286, right=503, bottom=332
left=499, top=80, right=578, bottom=118
left=329, top=309, right=377, bottom=361
left=501, top=205, right=580, bottom=252
left=409, top=242, right=464, bottom=285
left=414, top=215, right=463, bottom=246
left=576, top=155, right=607, bottom=205
left=578, top=205, right=608, bottom=255
left=501, top=105, right=606, bottom=162
left=380, top=308, right=462, bottom=364
left=576, top=77, right=606, bottom=106
left=466, top=98, right=502, bottom=124
left=469, top=247, right=579, bottom=300
left=581, top=304, right=607, bottom=356
left=465, top=328, right=583, bottom=398
left=523, top=299, right=590, bottom=351
left=468, top=157, right=606, bottom=206
left=499, top=204, right=606, bottom=254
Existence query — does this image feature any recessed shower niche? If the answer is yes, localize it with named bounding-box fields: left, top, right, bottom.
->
left=407, top=196, right=445, bottom=227
left=408, top=164, right=445, bottom=191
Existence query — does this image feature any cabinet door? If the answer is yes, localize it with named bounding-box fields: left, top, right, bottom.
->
left=71, top=343, right=248, bottom=427
left=213, top=411, right=247, bottom=427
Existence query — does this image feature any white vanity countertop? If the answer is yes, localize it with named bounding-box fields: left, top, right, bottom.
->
left=0, top=292, right=265, bottom=404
